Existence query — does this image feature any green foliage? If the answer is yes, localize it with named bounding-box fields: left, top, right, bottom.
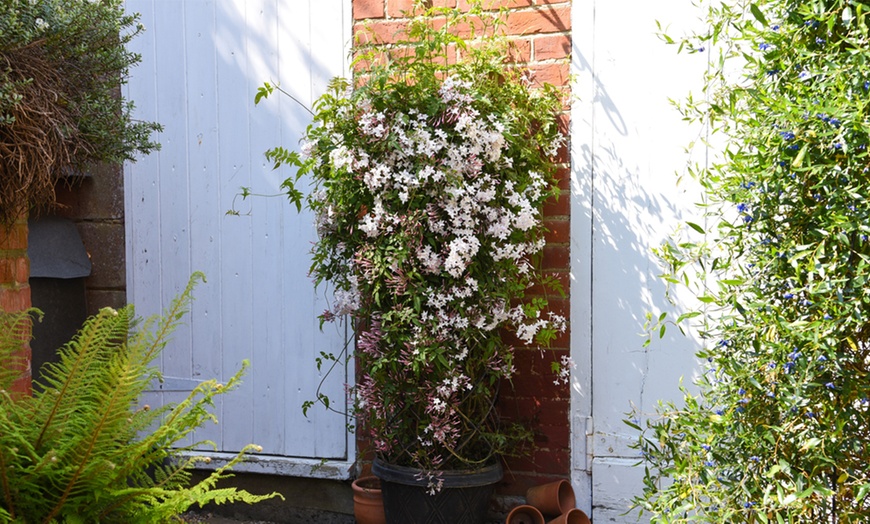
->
left=0, top=0, right=161, bottom=223
left=0, top=273, right=279, bottom=523
left=635, top=1, right=870, bottom=522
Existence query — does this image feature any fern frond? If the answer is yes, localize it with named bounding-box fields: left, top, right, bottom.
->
left=137, top=445, right=284, bottom=522
left=0, top=309, right=38, bottom=391
left=32, top=306, right=132, bottom=451
left=131, top=271, right=206, bottom=367
left=0, top=273, right=277, bottom=522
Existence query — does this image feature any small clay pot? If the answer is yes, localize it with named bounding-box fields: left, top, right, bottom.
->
left=352, top=476, right=386, bottom=524
left=546, top=508, right=591, bottom=524
left=505, top=504, right=546, bottom=524
left=526, top=479, right=576, bottom=516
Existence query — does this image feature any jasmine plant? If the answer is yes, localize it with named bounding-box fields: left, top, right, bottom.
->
left=258, top=2, right=567, bottom=489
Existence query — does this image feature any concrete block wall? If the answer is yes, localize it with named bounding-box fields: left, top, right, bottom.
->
left=351, top=0, right=573, bottom=501
left=54, top=163, right=127, bottom=315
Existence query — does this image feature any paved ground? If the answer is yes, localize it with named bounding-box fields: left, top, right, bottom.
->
left=182, top=510, right=354, bottom=524
left=183, top=512, right=278, bottom=524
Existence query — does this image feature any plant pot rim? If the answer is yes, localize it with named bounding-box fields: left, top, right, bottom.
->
left=352, top=476, right=382, bottom=493
left=371, top=457, right=503, bottom=489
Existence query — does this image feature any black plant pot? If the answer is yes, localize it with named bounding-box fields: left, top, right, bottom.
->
left=372, top=458, right=503, bottom=524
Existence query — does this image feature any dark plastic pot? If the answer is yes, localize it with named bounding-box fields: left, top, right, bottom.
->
left=372, top=458, right=503, bottom=524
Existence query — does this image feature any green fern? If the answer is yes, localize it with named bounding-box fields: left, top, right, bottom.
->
left=0, top=273, right=281, bottom=523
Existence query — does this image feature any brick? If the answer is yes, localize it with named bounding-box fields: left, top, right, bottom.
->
left=430, top=15, right=487, bottom=39
left=500, top=396, right=569, bottom=426
left=506, top=6, right=570, bottom=36
left=527, top=61, right=570, bottom=88
left=458, top=0, right=533, bottom=10
left=533, top=33, right=570, bottom=61
left=524, top=271, right=569, bottom=296
left=543, top=219, right=568, bottom=243
left=354, top=0, right=385, bottom=19
left=387, top=0, right=457, bottom=18
left=503, top=349, right=571, bottom=397
left=534, top=425, right=570, bottom=449
left=543, top=190, right=568, bottom=216
left=506, top=37, right=532, bottom=63
left=0, top=286, right=31, bottom=312
left=532, top=447, right=570, bottom=473
left=542, top=244, right=568, bottom=270
left=555, top=166, right=570, bottom=190
left=352, top=49, right=389, bottom=73
left=554, top=139, right=569, bottom=163
left=0, top=256, right=29, bottom=285
left=557, top=111, right=570, bottom=133
left=10, top=355, right=32, bottom=397
left=354, top=19, right=410, bottom=45
left=470, top=0, right=571, bottom=8
left=0, top=221, right=28, bottom=251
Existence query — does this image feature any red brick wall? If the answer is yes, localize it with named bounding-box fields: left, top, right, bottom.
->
left=0, top=217, right=33, bottom=396
left=352, top=0, right=572, bottom=500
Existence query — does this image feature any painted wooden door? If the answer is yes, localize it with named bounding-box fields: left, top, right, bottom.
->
left=571, top=1, right=709, bottom=520
left=123, top=0, right=353, bottom=476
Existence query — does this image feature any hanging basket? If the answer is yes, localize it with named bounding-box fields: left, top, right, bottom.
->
left=372, top=458, right=503, bottom=524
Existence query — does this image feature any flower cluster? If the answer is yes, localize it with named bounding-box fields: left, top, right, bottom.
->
left=270, top=5, right=567, bottom=477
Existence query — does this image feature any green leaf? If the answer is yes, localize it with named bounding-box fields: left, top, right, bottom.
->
left=254, top=82, right=274, bottom=105
left=749, top=3, right=768, bottom=26
left=791, top=144, right=808, bottom=168
left=686, top=221, right=705, bottom=234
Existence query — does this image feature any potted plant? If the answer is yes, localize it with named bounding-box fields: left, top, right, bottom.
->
left=260, top=3, right=567, bottom=522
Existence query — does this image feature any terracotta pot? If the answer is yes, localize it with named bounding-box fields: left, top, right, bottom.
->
left=546, top=508, right=591, bottom=524
left=506, top=504, right=546, bottom=524
left=352, top=476, right=386, bottom=524
left=525, top=480, right=575, bottom=516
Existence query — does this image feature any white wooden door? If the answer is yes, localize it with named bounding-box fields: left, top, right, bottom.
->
left=123, top=0, right=353, bottom=477
left=571, top=1, right=709, bottom=520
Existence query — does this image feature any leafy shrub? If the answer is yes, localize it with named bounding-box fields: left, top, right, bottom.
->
left=635, top=0, right=870, bottom=522
left=0, top=273, right=278, bottom=523
left=0, top=0, right=161, bottom=224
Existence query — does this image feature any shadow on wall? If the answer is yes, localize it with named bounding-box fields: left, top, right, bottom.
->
left=570, top=0, right=710, bottom=468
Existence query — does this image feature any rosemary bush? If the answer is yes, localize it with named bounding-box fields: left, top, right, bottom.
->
left=0, top=0, right=160, bottom=223
left=0, top=274, right=278, bottom=523
left=635, top=1, right=870, bottom=522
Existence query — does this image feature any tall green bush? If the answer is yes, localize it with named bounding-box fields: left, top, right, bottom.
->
left=0, top=274, right=278, bottom=523
left=635, top=0, right=870, bottom=521
left=0, top=0, right=160, bottom=223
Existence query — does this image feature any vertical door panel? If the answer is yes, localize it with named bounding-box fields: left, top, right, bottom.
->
left=125, top=0, right=351, bottom=463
